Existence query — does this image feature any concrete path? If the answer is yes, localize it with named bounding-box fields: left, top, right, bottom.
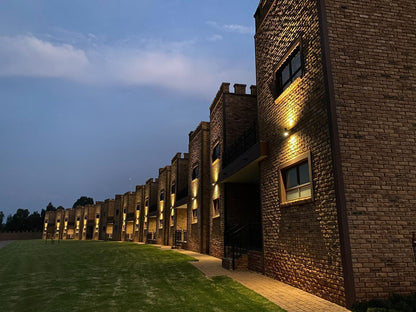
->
left=0, top=240, right=14, bottom=249
left=153, top=245, right=350, bottom=312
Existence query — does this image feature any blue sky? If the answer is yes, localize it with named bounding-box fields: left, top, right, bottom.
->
left=0, top=0, right=259, bottom=217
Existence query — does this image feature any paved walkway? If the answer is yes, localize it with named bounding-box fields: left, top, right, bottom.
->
left=0, top=240, right=14, bottom=249
left=153, top=244, right=349, bottom=312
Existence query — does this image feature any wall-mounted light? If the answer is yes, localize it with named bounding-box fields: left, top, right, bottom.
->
left=212, top=182, right=216, bottom=186
left=284, top=128, right=289, bottom=137
left=192, top=197, right=196, bottom=201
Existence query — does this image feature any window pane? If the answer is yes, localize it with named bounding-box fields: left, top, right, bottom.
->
left=281, top=64, right=291, bottom=86
left=286, top=167, right=298, bottom=188
left=299, top=185, right=311, bottom=198
left=292, top=68, right=302, bottom=81
left=286, top=189, right=299, bottom=201
left=298, top=162, right=310, bottom=185
left=291, top=51, right=302, bottom=73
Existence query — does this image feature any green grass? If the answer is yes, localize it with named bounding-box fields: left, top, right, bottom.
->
left=0, top=240, right=285, bottom=312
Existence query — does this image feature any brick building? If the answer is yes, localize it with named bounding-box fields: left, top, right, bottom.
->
left=143, top=178, right=159, bottom=242
left=53, top=208, right=65, bottom=240
left=208, top=83, right=264, bottom=271
left=156, top=166, right=171, bottom=245
left=63, top=208, right=75, bottom=239
left=42, top=0, right=415, bottom=307
left=135, top=185, right=145, bottom=242
left=169, top=153, right=189, bottom=248
left=187, top=122, right=211, bottom=254
left=121, top=191, right=136, bottom=241
left=43, top=210, right=56, bottom=239
left=254, top=0, right=416, bottom=307
left=104, top=199, right=115, bottom=240
left=93, top=202, right=103, bottom=240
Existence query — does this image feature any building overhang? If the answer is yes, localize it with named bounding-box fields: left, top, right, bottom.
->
left=219, top=141, right=268, bottom=184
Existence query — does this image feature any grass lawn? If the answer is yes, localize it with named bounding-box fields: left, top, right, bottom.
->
left=0, top=240, right=285, bottom=312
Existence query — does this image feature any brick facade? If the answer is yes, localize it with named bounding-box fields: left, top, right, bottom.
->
left=321, top=0, right=416, bottom=303
left=144, top=178, right=159, bottom=242
left=187, top=122, right=211, bottom=254
left=255, top=0, right=346, bottom=305
left=135, top=185, right=145, bottom=242
left=169, top=153, right=189, bottom=247
left=156, top=166, right=171, bottom=245
left=42, top=0, right=415, bottom=306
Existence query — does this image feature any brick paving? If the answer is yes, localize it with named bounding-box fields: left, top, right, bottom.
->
left=153, top=245, right=350, bottom=312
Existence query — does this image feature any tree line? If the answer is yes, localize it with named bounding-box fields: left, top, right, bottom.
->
left=0, top=196, right=94, bottom=232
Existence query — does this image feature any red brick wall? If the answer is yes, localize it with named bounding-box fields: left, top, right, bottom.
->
left=323, top=0, right=416, bottom=301
left=255, top=0, right=345, bottom=306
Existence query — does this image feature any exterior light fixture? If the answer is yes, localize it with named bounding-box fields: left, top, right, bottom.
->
left=284, top=128, right=289, bottom=137
left=212, top=182, right=216, bottom=186
left=192, top=197, right=195, bottom=201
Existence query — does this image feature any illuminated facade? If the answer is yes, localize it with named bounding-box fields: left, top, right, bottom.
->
left=43, top=0, right=415, bottom=307
left=187, top=122, right=211, bottom=254
left=169, top=153, right=189, bottom=248
left=156, top=166, right=171, bottom=245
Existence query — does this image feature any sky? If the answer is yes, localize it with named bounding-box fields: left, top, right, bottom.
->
left=0, top=0, right=259, bottom=217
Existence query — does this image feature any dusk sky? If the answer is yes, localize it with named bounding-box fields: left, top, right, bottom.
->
left=0, top=0, right=259, bottom=217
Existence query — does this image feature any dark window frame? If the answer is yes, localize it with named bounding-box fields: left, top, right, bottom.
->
left=271, top=39, right=304, bottom=98
left=212, top=143, right=220, bottom=162
left=192, top=165, right=199, bottom=180
left=213, top=198, right=220, bottom=217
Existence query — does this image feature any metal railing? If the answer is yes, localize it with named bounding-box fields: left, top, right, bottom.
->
left=224, top=223, right=262, bottom=270
left=173, top=230, right=187, bottom=247
left=223, top=122, right=258, bottom=167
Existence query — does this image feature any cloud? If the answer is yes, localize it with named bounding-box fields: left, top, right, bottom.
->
left=0, top=35, right=254, bottom=98
left=207, top=34, right=223, bottom=42
left=0, top=35, right=89, bottom=79
left=206, top=21, right=254, bottom=35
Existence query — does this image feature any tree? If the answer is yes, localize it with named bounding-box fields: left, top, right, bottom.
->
left=27, top=211, right=43, bottom=232
left=0, top=211, right=4, bottom=231
left=46, top=202, right=56, bottom=211
left=4, top=209, right=30, bottom=232
left=72, top=196, right=94, bottom=208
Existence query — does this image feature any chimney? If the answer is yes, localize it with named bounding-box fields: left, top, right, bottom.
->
left=250, top=85, right=257, bottom=95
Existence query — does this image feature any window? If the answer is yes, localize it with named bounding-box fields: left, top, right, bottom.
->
left=212, top=143, right=220, bottom=162
left=76, top=217, right=80, bottom=221
left=280, top=153, right=312, bottom=203
left=64, top=218, right=68, bottom=222
left=84, top=216, right=87, bottom=220
left=116, top=209, right=119, bottom=216
left=136, top=204, right=140, bottom=211
left=171, top=182, right=176, bottom=194
left=275, top=45, right=303, bottom=96
left=145, top=199, right=149, bottom=207
left=57, top=219, right=60, bottom=223
left=96, top=214, right=100, bottom=219
left=160, top=191, right=165, bottom=201
left=192, top=209, right=198, bottom=223
left=123, top=208, right=127, bottom=214
left=192, top=166, right=199, bottom=180
left=213, top=199, right=220, bottom=217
